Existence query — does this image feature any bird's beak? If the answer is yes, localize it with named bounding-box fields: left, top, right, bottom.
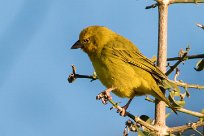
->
left=71, top=40, right=83, bottom=49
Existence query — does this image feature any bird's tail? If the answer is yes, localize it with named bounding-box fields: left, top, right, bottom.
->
left=153, top=79, right=179, bottom=114
left=153, top=88, right=177, bottom=114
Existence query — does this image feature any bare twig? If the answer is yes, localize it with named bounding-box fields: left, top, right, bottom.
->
left=145, top=3, right=158, bottom=9
left=169, top=0, right=204, bottom=4
left=167, top=54, right=204, bottom=61
left=176, top=108, right=204, bottom=118
left=166, top=48, right=189, bottom=76
left=68, top=65, right=98, bottom=83
left=169, top=80, right=204, bottom=89
left=168, top=120, right=204, bottom=134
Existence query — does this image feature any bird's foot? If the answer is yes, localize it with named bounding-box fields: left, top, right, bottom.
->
left=117, top=105, right=128, bottom=117
left=96, top=88, right=115, bottom=104
left=117, top=98, right=133, bottom=117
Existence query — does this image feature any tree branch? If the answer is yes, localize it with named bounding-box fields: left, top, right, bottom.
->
left=169, top=80, right=204, bottom=89
left=176, top=108, right=204, bottom=118
left=167, top=54, right=204, bottom=61
left=170, top=0, right=204, bottom=4
left=166, top=50, right=188, bottom=76
left=107, top=99, right=158, bottom=132
left=155, top=2, right=169, bottom=129
left=168, top=120, right=204, bottom=134
left=68, top=65, right=98, bottom=83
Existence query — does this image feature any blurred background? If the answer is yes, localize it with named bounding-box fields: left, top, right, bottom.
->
left=0, top=0, right=203, bottom=135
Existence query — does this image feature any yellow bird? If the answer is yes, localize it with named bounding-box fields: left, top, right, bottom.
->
left=71, top=26, right=177, bottom=115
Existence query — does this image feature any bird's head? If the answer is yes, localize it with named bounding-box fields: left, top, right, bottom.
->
left=71, top=26, right=115, bottom=56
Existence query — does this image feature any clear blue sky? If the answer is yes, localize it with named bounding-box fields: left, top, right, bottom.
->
left=0, top=0, right=203, bottom=135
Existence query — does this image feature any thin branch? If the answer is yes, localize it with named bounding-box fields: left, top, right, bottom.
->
left=166, top=50, right=188, bottom=76
left=169, top=80, right=204, bottom=89
left=145, top=3, right=158, bottom=9
left=68, top=65, right=98, bottom=83
left=168, top=120, right=204, bottom=134
left=176, top=108, right=204, bottom=118
left=169, top=0, right=204, bottom=4
left=167, top=54, right=204, bottom=61
left=107, top=99, right=158, bottom=132
left=96, top=91, right=159, bottom=133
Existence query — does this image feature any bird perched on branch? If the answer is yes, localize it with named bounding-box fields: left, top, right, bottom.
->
left=71, top=26, right=177, bottom=115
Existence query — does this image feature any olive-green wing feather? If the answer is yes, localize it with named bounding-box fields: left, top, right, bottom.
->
left=105, top=39, right=179, bottom=90
left=104, top=38, right=166, bottom=81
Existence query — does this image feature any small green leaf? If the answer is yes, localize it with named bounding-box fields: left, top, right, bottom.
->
left=168, top=92, right=185, bottom=108
left=194, top=59, right=204, bottom=71
left=175, top=100, right=185, bottom=107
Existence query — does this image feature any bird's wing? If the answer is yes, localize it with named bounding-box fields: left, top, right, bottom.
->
left=104, top=40, right=167, bottom=81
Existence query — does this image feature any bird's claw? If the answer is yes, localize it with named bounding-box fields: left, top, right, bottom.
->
left=109, top=102, right=127, bottom=116
left=96, top=90, right=112, bottom=104
left=117, top=107, right=127, bottom=117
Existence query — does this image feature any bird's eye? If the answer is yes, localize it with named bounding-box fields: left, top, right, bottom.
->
left=83, top=38, right=89, bottom=43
